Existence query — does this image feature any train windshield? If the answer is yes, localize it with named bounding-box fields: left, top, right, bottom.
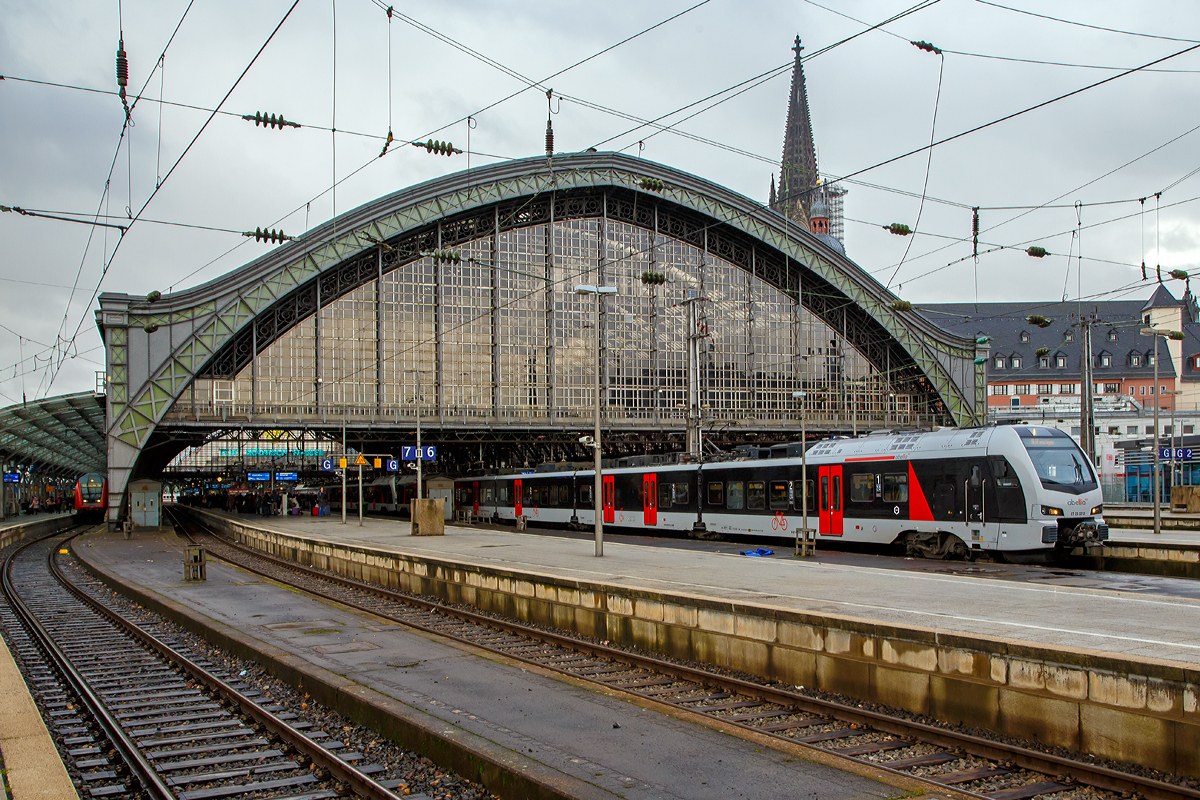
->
left=1015, top=427, right=1097, bottom=494
left=80, top=476, right=105, bottom=501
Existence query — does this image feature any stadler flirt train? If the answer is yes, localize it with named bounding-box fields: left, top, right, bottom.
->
left=455, top=426, right=1108, bottom=560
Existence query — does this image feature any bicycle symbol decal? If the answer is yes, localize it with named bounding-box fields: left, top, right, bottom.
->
left=619, top=513, right=625, bottom=523
left=771, top=511, right=788, bottom=531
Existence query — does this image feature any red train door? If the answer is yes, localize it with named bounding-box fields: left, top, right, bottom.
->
left=603, top=475, right=615, bottom=523
left=514, top=479, right=523, bottom=517
left=827, top=465, right=844, bottom=536
left=472, top=481, right=480, bottom=515
left=643, top=473, right=657, bottom=526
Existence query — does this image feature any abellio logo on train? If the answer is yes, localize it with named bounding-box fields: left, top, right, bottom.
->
left=1065, top=498, right=1087, bottom=506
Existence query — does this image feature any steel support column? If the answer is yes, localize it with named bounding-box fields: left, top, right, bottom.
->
left=491, top=206, right=501, bottom=420
left=545, top=202, right=555, bottom=421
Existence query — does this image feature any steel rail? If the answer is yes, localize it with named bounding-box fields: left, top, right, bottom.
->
left=173, top=509, right=1200, bottom=800
left=2, top=529, right=176, bottom=800
left=49, top=531, right=403, bottom=800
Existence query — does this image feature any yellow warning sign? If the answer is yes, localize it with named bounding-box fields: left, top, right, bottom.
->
left=354, top=453, right=369, bottom=466
left=339, top=458, right=347, bottom=469
left=373, top=458, right=382, bottom=469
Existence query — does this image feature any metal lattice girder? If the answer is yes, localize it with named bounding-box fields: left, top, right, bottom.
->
left=0, top=392, right=106, bottom=474
left=97, top=152, right=983, bottom=506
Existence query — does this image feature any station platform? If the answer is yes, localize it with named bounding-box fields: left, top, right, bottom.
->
left=74, top=529, right=899, bottom=800
left=188, top=507, right=1200, bottom=665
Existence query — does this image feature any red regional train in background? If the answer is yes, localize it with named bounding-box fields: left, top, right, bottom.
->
left=74, top=472, right=107, bottom=522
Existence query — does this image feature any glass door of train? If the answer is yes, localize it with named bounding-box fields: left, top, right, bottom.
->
left=642, top=473, right=657, bottom=526
left=818, top=465, right=843, bottom=535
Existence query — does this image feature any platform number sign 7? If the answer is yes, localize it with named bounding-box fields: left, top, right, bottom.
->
left=401, top=446, right=437, bottom=462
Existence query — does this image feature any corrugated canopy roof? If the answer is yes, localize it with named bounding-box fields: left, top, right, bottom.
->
left=0, top=392, right=106, bottom=475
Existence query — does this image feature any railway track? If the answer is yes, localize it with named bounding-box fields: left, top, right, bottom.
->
left=166, top=508, right=1200, bottom=800
left=0, top=529, right=409, bottom=800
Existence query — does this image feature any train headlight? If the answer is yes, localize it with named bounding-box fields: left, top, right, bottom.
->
left=1090, top=504, right=1103, bottom=515
left=1041, top=505, right=1063, bottom=517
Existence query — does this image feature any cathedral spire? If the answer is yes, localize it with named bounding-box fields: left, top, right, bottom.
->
left=772, top=35, right=819, bottom=226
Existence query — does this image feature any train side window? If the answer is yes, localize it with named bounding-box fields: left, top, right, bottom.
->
left=550, top=485, right=560, bottom=505
left=970, top=465, right=982, bottom=488
left=850, top=474, right=874, bottom=503
left=674, top=483, right=689, bottom=505
left=831, top=475, right=842, bottom=511
left=805, top=479, right=816, bottom=511
left=485, top=487, right=493, bottom=503
left=769, top=481, right=790, bottom=509
left=727, top=481, right=744, bottom=510
left=658, top=482, right=671, bottom=509
left=707, top=482, right=724, bottom=506
left=580, top=484, right=591, bottom=505
left=531, top=486, right=540, bottom=505
left=748, top=481, right=766, bottom=510
left=882, top=473, right=908, bottom=502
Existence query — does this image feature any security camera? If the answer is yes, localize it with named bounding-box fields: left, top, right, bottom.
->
left=579, top=435, right=595, bottom=446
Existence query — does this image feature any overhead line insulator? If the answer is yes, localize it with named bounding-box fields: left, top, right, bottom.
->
left=890, top=299, right=913, bottom=312
left=1026, top=246, right=1049, bottom=258
left=884, top=223, right=912, bottom=236
left=242, top=227, right=292, bottom=244
left=1170, top=268, right=1189, bottom=281
left=424, top=249, right=461, bottom=264
left=640, top=271, right=666, bottom=285
left=1025, top=314, right=1053, bottom=328
left=379, top=129, right=394, bottom=158
left=241, top=111, right=301, bottom=130
left=911, top=40, right=942, bottom=55
left=412, top=139, right=462, bottom=156
left=639, top=177, right=665, bottom=192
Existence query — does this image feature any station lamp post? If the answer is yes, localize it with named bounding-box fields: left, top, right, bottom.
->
left=792, top=391, right=808, bottom=537
left=1140, top=326, right=1184, bottom=535
left=575, top=283, right=617, bottom=557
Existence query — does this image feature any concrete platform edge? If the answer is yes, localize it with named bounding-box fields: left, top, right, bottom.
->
left=0, top=516, right=75, bottom=552
left=181, top=506, right=1200, bottom=779
left=0, top=595, right=79, bottom=800
left=69, top=536, right=617, bottom=800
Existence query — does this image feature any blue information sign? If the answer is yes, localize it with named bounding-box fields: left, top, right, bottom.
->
left=1160, top=447, right=1194, bottom=460
left=3, top=473, right=18, bottom=483
left=386, top=459, right=399, bottom=472
left=401, top=446, right=437, bottom=462
left=247, top=472, right=270, bottom=482
left=275, top=472, right=298, bottom=481
left=320, top=457, right=335, bottom=471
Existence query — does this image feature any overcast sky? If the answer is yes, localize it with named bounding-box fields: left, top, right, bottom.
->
left=2, top=0, right=1199, bottom=404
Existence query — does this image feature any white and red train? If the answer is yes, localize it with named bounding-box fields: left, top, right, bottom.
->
left=74, top=472, right=107, bottom=522
left=455, top=425, right=1108, bottom=560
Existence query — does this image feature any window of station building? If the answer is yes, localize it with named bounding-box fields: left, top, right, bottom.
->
left=1161, top=385, right=1167, bottom=394
left=1187, top=425, right=1196, bottom=435
left=769, top=481, right=790, bottom=509
left=1105, top=383, right=1120, bottom=393
left=1108, top=329, right=1119, bottom=341
left=1016, top=384, right=1031, bottom=395
left=1130, top=354, right=1141, bottom=367
left=726, top=481, right=744, bottom=510
left=1128, top=426, right=1138, bottom=435
left=850, top=474, right=874, bottom=503
left=1151, top=385, right=1157, bottom=395
left=1072, top=426, right=1082, bottom=435
left=1100, top=354, right=1112, bottom=367
left=1146, top=425, right=1155, bottom=434
left=1020, top=331, right=1030, bottom=342
left=1064, top=330, right=1074, bottom=342
left=1037, top=383, right=1053, bottom=394
left=1108, top=426, right=1120, bottom=435
left=883, top=473, right=908, bottom=503
left=747, top=481, right=766, bottom=510
left=1148, top=353, right=1156, bottom=366
left=1165, top=425, right=1174, bottom=435
left=1039, top=357, right=1050, bottom=369
left=1011, top=356, right=1022, bottom=369
left=1141, top=386, right=1147, bottom=395
left=674, top=483, right=689, bottom=506
left=707, top=481, right=724, bottom=506
left=658, top=482, right=671, bottom=509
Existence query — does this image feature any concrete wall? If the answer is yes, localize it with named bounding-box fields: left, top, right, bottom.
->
left=0, top=514, right=75, bottom=550
left=189, top=507, right=1200, bottom=779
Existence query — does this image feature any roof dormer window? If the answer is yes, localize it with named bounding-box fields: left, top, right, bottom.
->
left=1108, top=329, right=1118, bottom=341
left=994, top=356, right=1005, bottom=370
left=1038, top=356, right=1050, bottom=368
left=1064, top=330, right=1074, bottom=342
left=1056, top=354, right=1067, bottom=368
left=1020, top=331, right=1030, bottom=343
left=1130, top=354, right=1141, bottom=367
left=1011, top=356, right=1022, bottom=369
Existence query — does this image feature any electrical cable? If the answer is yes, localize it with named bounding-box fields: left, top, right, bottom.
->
left=44, top=0, right=301, bottom=397
left=973, top=0, right=1200, bottom=44
left=886, top=49, right=944, bottom=290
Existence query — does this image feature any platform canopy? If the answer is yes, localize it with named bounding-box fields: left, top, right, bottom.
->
left=0, top=392, right=106, bottom=476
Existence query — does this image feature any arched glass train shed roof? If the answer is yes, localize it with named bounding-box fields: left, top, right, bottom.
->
left=0, top=392, right=106, bottom=476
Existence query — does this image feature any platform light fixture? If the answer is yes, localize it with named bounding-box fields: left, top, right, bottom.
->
left=575, top=284, right=618, bottom=557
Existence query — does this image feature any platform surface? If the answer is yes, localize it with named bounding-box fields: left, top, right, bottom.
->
left=0, top=512, right=72, bottom=534
left=77, top=530, right=895, bottom=800
left=186, top=507, right=1200, bottom=666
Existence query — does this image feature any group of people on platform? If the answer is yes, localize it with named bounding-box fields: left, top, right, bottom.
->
left=19, top=493, right=67, bottom=515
